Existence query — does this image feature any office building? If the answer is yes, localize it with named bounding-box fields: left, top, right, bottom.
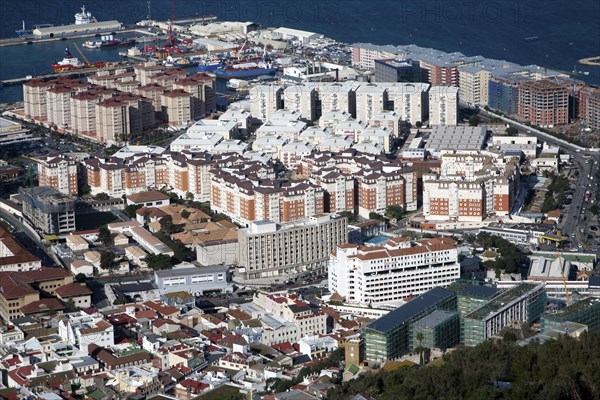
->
left=409, top=310, right=460, bottom=351
left=429, top=86, right=459, bottom=126
left=374, top=59, right=420, bottom=83
left=362, top=287, right=457, bottom=363
left=154, top=263, right=233, bottom=296
left=462, top=283, right=546, bottom=346
left=329, top=237, right=459, bottom=305
left=237, top=215, right=347, bottom=281
left=488, top=75, right=521, bottom=115
left=20, top=187, right=76, bottom=235
left=541, top=298, right=600, bottom=332
left=518, top=80, right=569, bottom=127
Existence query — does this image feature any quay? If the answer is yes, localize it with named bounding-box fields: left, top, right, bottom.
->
left=579, top=56, right=600, bottom=67
left=1, top=64, right=135, bottom=86
left=0, top=27, right=151, bottom=48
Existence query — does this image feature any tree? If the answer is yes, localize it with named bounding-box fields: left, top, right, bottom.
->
left=159, top=215, right=176, bottom=234
left=75, top=273, right=87, bottom=283
left=416, top=331, right=425, bottom=364
left=591, top=204, right=599, bottom=215
left=541, top=196, right=556, bottom=213
left=97, top=226, right=113, bottom=247
left=415, top=121, right=423, bottom=128
left=95, top=192, right=110, bottom=201
left=125, top=204, right=141, bottom=218
left=79, top=183, right=91, bottom=197
left=386, top=205, right=404, bottom=220
left=185, top=191, right=194, bottom=202
left=505, top=127, right=518, bottom=136
left=181, top=210, right=191, bottom=219
left=339, top=211, right=358, bottom=223
left=145, top=253, right=173, bottom=270
left=369, top=212, right=386, bottom=221
left=468, top=115, right=481, bottom=126
left=100, top=251, right=115, bottom=271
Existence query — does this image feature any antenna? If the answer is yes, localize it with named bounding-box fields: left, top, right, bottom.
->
left=146, top=0, right=152, bottom=20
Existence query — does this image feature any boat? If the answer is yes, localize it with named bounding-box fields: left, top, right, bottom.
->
left=83, top=40, right=101, bottom=49
left=51, top=48, right=105, bottom=73
left=214, top=63, right=278, bottom=79
left=524, top=36, right=539, bottom=41
left=226, top=79, right=250, bottom=90
left=75, top=5, right=96, bottom=25
left=197, top=61, right=223, bottom=72
left=97, top=35, right=136, bottom=48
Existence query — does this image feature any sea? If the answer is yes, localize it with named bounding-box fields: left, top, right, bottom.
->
left=0, top=0, right=599, bottom=103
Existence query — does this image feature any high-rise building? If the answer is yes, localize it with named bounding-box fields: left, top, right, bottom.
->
left=172, top=73, right=216, bottom=119
left=283, top=85, right=318, bottom=121
left=458, top=67, right=492, bottom=107
left=237, top=215, right=347, bottom=281
left=488, top=75, right=522, bottom=115
left=250, top=85, right=284, bottom=121
left=374, top=59, right=420, bottom=83
left=95, top=98, right=130, bottom=145
left=37, top=154, right=79, bottom=196
left=20, top=187, right=76, bottom=235
left=319, top=82, right=358, bottom=117
left=161, top=89, right=193, bottom=126
left=578, top=86, right=600, bottom=131
left=355, top=84, right=387, bottom=123
left=380, top=83, right=430, bottom=125
left=518, top=80, right=569, bottom=127
left=429, top=86, right=459, bottom=126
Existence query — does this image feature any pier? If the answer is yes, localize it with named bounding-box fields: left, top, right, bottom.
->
left=1, top=64, right=135, bottom=86
left=0, top=27, right=150, bottom=48
left=579, top=56, right=600, bottom=67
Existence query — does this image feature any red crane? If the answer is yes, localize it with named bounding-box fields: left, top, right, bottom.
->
left=167, top=0, right=175, bottom=46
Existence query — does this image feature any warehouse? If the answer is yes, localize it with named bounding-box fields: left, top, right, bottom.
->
left=33, top=21, right=122, bottom=38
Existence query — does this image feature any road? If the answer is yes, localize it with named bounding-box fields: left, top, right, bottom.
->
left=0, top=209, right=57, bottom=267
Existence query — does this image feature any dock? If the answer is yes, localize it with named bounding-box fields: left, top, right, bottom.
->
left=1, top=64, right=135, bottom=86
left=579, top=57, right=600, bottom=67
left=0, top=27, right=148, bottom=48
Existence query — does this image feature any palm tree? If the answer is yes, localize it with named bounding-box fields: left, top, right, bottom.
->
left=416, top=331, right=424, bottom=365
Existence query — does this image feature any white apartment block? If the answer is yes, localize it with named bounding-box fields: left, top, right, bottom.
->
left=170, top=131, right=224, bottom=153
left=355, top=84, right=387, bottom=123
left=352, top=44, right=398, bottom=70
left=383, top=82, right=430, bottom=125
left=280, top=140, right=317, bottom=168
left=358, top=127, right=393, bottom=152
left=329, top=237, right=459, bottom=305
left=186, top=119, right=239, bottom=140
left=250, top=85, right=284, bottom=121
left=459, top=68, right=492, bottom=107
left=319, top=82, right=358, bottom=116
left=429, top=86, right=459, bottom=126
left=368, top=111, right=401, bottom=137
left=255, top=120, right=307, bottom=141
left=318, top=111, right=353, bottom=129
left=238, top=215, right=347, bottom=281
left=252, top=134, right=289, bottom=159
left=58, top=312, right=115, bottom=350
left=335, top=120, right=367, bottom=140
left=283, top=85, right=317, bottom=121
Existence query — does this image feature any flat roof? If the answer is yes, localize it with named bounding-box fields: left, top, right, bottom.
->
left=154, top=264, right=229, bottom=278
left=543, top=297, right=600, bottom=321
left=466, top=283, right=544, bottom=321
left=413, top=310, right=457, bottom=330
left=366, top=287, right=455, bottom=333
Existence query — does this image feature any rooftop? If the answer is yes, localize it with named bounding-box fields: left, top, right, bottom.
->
left=466, top=283, right=544, bottom=321
left=413, top=310, right=457, bottom=330
left=366, top=287, right=455, bottom=333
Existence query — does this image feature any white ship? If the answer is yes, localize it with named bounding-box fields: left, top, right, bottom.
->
left=75, top=5, right=96, bottom=25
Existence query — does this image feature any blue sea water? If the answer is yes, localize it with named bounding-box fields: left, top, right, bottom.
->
left=0, top=0, right=598, bottom=102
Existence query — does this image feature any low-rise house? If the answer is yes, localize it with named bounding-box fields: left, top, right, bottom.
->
left=89, top=344, right=153, bottom=371
left=70, top=260, right=94, bottom=277
left=55, top=283, right=93, bottom=309
left=126, top=191, right=171, bottom=207
left=65, top=234, right=90, bottom=252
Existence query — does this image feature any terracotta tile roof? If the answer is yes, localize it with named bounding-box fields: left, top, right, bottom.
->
left=127, top=190, right=170, bottom=204
left=18, top=267, right=72, bottom=282
left=227, top=309, right=252, bottom=321
left=0, top=226, right=40, bottom=266
left=143, top=300, right=179, bottom=317
left=20, top=299, right=64, bottom=314
left=135, top=309, right=158, bottom=320
left=0, top=272, right=38, bottom=299
left=55, top=283, right=92, bottom=298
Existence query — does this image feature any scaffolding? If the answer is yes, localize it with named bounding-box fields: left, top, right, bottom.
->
left=541, top=298, right=600, bottom=332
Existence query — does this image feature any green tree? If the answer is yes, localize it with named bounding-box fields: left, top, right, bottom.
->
left=100, top=251, right=115, bottom=271
left=95, top=192, right=110, bottom=201
left=339, top=211, right=358, bottom=223
left=369, top=212, right=386, bottom=221
left=386, top=205, right=404, bottom=220
left=159, top=215, right=176, bottom=234
left=505, top=126, right=518, bottom=135
left=468, top=115, right=481, bottom=126
left=416, top=331, right=425, bottom=365
left=75, top=273, right=87, bottom=283
left=541, top=196, right=556, bottom=213
left=145, top=254, right=173, bottom=270
left=181, top=210, right=191, bottom=219
left=79, top=183, right=91, bottom=197
left=97, top=226, right=113, bottom=247
left=591, top=204, right=599, bottom=215
left=415, top=121, right=423, bottom=128
left=125, top=204, right=141, bottom=218
left=185, top=191, right=194, bottom=202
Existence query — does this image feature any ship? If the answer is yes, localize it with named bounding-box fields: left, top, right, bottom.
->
left=51, top=48, right=105, bottom=73
left=75, top=5, right=96, bottom=25
left=84, top=35, right=135, bottom=49
left=214, top=62, right=278, bottom=79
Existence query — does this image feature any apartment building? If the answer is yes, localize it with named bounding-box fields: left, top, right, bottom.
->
left=250, top=85, right=284, bottom=121
left=577, top=86, right=600, bottom=131
left=374, top=58, right=420, bottom=83
left=329, top=237, right=459, bottom=305
left=368, top=111, right=401, bottom=138
left=70, top=88, right=116, bottom=139
left=429, top=86, right=459, bottom=126
left=488, top=75, right=522, bottom=115
left=20, top=187, right=76, bottom=234
left=134, top=62, right=164, bottom=86
left=37, top=154, right=79, bottom=195
left=518, top=80, right=569, bottom=127
left=351, top=43, right=398, bottom=69
left=418, top=57, right=459, bottom=87
left=0, top=226, right=41, bottom=272
left=136, top=83, right=166, bottom=112
left=95, top=98, right=130, bottom=145
left=310, top=169, right=355, bottom=213
left=161, top=89, right=192, bottom=126
left=283, top=85, right=317, bottom=121
left=210, top=173, right=325, bottom=226
left=319, top=82, right=358, bottom=117
left=46, top=83, right=87, bottom=129
left=172, top=72, right=217, bottom=119
left=112, top=93, right=156, bottom=134
left=422, top=152, right=519, bottom=224
left=355, top=84, right=387, bottom=123
left=357, top=167, right=417, bottom=218
left=23, top=78, right=56, bottom=121
left=237, top=215, right=347, bottom=281
left=458, top=67, right=492, bottom=107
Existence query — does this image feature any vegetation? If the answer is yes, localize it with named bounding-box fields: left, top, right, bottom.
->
left=326, top=332, right=600, bottom=400
left=591, top=204, right=599, bottom=215
left=386, top=205, right=405, bottom=220
left=369, top=212, right=386, bottom=221
left=468, top=115, right=481, bottom=126
left=94, top=192, right=110, bottom=201
left=159, top=215, right=181, bottom=234
left=97, top=226, right=113, bottom=247
left=475, top=232, right=525, bottom=274
left=100, top=251, right=116, bottom=271
left=505, top=127, right=518, bottom=136
left=415, top=121, right=423, bottom=128
left=195, top=385, right=244, bottom=400
left=145, top=253, right=173, bottom=270
left=339, top=211, right=359, bottom=223
left=125, top=204, right=141, bottom=218
left=154, top=231, right=192, bottom=263
left=181, top=210, right=191, bottom=219
left=542, top=173, right=570, bottom=213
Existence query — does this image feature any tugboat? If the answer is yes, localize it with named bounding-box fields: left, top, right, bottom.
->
left=51, top=48, right=105, bottom=72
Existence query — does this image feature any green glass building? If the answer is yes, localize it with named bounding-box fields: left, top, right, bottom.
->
left=409, top=310, right=460, bottom=351
left=541, top=298, right=600, bottom=332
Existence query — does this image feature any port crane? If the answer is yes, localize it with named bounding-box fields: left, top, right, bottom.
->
left=73, top=42, right=91, bottom=65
